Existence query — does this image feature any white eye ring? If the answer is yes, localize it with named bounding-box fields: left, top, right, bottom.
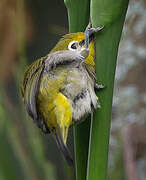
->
left=68, top=41, right=79, bottom=51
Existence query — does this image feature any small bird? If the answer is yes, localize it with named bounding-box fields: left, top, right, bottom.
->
left=20, top=24, right=103, bottom=165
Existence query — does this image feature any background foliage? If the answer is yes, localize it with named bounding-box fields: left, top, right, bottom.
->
left=0, top=0, right=146, bottom=179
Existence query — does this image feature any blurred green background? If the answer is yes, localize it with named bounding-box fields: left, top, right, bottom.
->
left=0, top=0, right=146, bottom=179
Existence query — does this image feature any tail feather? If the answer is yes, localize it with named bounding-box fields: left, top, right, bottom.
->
left=55, top=131, right=73, bottom=166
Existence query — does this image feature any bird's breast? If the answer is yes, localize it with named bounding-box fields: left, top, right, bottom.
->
left=37, top=66, right=98, bottom=126
left=59, top=66, right=98, bottom=122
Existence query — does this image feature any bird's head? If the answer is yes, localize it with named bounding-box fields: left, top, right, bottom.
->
left=50, top=26, right=103, bottom=68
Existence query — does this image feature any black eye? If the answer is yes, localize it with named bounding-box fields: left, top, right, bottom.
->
left=71, top=43, right=77, bottom=49
left=68, top=41, right=79, bottom=51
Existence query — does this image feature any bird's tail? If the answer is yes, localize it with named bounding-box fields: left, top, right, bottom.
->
left=55, top=129, right=73, bottom=166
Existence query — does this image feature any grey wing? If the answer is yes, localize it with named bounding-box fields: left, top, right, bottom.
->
left=22, top=58, right=49, bottom=133
left=24, top=66, right=43, bottom=120
left=45, top=50, right=85, bottom=71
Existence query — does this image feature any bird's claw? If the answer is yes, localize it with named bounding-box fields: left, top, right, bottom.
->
left=94, top=83, right=105, bottom=91
left=84, top=24, right=104, bottom=49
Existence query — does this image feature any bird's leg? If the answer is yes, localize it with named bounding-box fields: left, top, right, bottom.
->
left=84, top=24, right=104, bottom=49
left=84, top=26, right=90, bottom=50
left=88, top=26, right=104, bottom=36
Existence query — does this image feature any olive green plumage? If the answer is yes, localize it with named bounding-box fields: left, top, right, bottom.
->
left=20, top=26, right=103, bottom=165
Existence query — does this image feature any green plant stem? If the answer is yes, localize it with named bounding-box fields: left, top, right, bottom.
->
left=64, top=0, right=90, bottom=180
left=87, top=0, right=129, bottom=180
left=65, top=0, right=129, bottom=180
left=64, top=0, right=90, bottom=33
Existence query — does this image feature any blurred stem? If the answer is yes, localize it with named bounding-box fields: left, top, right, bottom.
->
left=87, top=0, right=129, bottom=180
left=15, top=0, right=27, bottom=87
left=0, top=132, right=24, bottom=180
left=64, top=0, right=90, bottom=180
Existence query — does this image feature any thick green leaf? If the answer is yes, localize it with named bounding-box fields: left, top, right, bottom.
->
left=65, top=0, right=129, bottom=180
left=87, top=0, right=129, bottom=180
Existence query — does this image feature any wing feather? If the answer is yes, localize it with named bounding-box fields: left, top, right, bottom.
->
left=21, top=57, right=46, bottom=129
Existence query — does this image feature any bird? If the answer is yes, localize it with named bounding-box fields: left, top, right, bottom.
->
left=20, top=24, right=104, bottom=166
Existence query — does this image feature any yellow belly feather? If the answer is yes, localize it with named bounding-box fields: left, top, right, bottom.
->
left=37, top=69, right=72, bottom=144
